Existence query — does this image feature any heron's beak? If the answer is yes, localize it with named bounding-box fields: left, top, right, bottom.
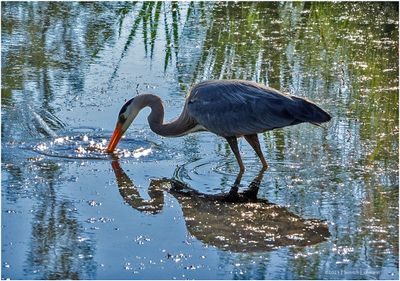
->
left=107, top=123, right=124, bottom=153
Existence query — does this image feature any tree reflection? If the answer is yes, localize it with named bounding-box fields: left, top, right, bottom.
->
left=21, top=160, right=96, bottom=279
left=113, top=1, right=208, bottom=75
left=1, top=2, right=116, bottom=278
left=1, top=1, right=120, bottom=104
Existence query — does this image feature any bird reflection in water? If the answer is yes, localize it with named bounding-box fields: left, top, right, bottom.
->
left=111, top=161, right=330, bottom=252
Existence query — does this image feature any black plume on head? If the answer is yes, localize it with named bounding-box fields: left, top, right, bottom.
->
left=119, top=98, right=135, bottom=116
left=118, top=98, right=135, bottom=123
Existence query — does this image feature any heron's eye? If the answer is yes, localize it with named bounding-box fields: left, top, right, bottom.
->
left=119, top=113, right=127, bottom=123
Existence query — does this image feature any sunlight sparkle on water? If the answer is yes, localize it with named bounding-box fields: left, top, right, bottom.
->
left=34, top=143, right=49, bottom=151
left=119, top=147, right=153, bottom=159
left=33, top=134, right=154, bottom=160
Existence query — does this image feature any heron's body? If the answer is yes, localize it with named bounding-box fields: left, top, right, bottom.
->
left=107, top=80, right=331, bottom=172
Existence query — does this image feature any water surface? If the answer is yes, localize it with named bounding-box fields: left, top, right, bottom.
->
left=1, top=2, right=398, bottom=280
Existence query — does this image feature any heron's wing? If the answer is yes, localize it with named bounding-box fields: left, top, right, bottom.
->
left=187, top=80, right=299, bottom=137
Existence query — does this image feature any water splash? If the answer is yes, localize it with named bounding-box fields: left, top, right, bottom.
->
left=31, top=133, right=156, bottom=161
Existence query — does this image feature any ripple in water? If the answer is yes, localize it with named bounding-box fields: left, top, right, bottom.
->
left=174, top=157, right=268, bottom=194
left=174, top=154, right=303, bottom=194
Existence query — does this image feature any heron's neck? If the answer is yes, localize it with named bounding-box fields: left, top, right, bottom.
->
left=138, top=94, right=196, bottom=137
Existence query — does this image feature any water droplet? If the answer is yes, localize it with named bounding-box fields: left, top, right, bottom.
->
left=134, top=235, right=151, bottom=245
left=184, top=265, right=197, bottom=270
left=124, top=262, right=133, bottom=270
left=76, top=145, right=85, bottom=154
left=35, top=143, right=48, bottom=151
left=77, top=236, right=90, bottom=242
left=87, top=200, right=101, bottom=207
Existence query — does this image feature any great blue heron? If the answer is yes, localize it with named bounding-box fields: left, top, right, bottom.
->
left=107, top=80, right=331, bottom=172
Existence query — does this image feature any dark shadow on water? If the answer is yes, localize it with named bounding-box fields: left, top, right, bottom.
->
left=111, top=160, right=330, bottom=252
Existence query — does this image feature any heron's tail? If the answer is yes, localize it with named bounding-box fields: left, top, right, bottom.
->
left=291, top=96, right=331, bottom=124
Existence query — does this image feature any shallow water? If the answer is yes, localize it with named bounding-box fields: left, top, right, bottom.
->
left=1, top=2, right=398, bottom=280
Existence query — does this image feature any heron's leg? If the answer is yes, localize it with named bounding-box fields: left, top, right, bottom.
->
left=225, top=136, right=245, bottom=173
left=242, top=167, right=266, bottom=200
left=228, top=171, right=243, bottom=197
left=244, top=134, right=268, bottom=169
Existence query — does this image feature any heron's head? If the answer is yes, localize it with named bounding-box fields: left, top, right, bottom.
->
left=107, top=97, right=140, bottom=153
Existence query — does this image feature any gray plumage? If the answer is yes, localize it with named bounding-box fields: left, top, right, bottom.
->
left=187, top=80, right=331, bottom=137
